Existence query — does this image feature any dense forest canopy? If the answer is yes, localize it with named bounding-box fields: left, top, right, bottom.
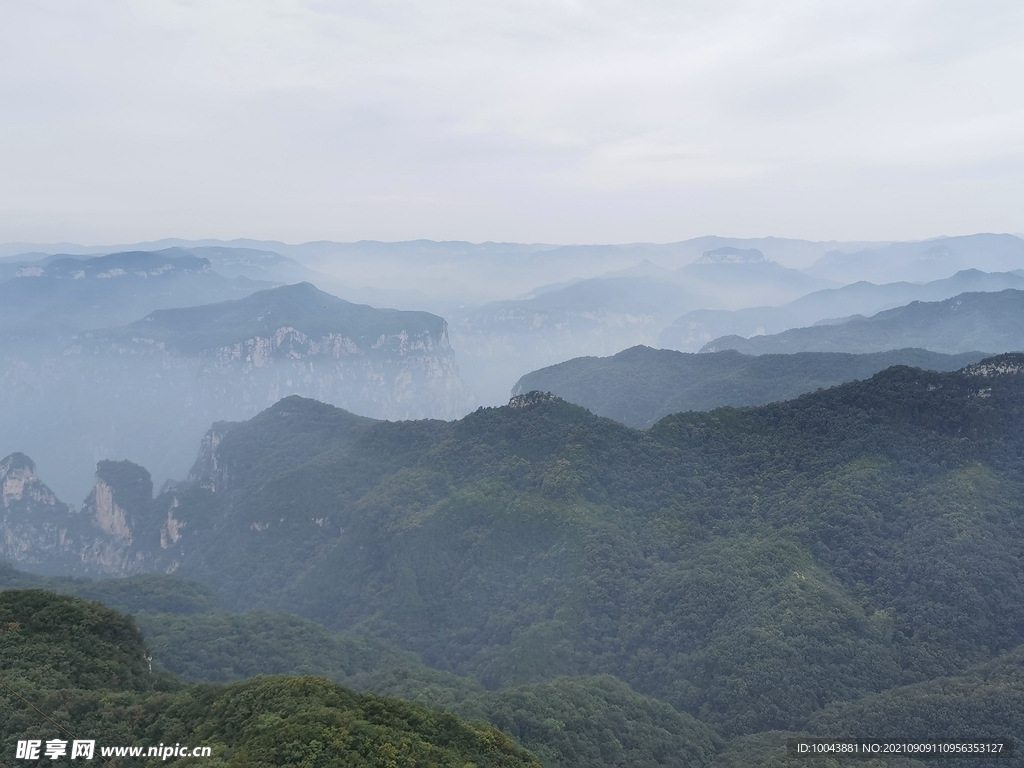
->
left=0, top=588, right=541, bottom=767
left=5, top=354, right=1024, bottom=766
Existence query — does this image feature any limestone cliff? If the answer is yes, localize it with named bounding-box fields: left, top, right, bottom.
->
left=0, top=453, right=78, bottom=573
left=76, top=461, right=159, bottom=574
left=0, top=455, right=166, bottom=576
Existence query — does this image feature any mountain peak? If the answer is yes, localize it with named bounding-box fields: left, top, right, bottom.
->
left=962, top=353, right=1024, bottom=377
left=508, top=391, right=561, bottom=408
left=1, top=452, right=36, bottom=475
left=695, top=247, right=766, bottom=264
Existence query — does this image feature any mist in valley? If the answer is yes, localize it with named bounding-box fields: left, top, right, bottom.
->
left=3, top=233, right=1024, bottom=501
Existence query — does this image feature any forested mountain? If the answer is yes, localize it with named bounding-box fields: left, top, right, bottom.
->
left=0, top=565, right=728, bottom=768
left=660, top=269, right=1024, bottom=352
left=0, top=588, right=540, bottom=767
left=0, top=282, right=471, bottom=502
left=702, top=289, right=1024, bottom=355
left=4, top=354, right=1024, bottom=763
left=512, top=347, right=984, bottom=428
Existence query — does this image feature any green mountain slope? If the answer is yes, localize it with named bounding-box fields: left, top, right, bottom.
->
left=512, top=346, right=983, bottom=428
left=0, top=567, right=725, bottom=768
left=0, top=588, right=540, bottom=767
left=6, top=353, right=1024, bottom=760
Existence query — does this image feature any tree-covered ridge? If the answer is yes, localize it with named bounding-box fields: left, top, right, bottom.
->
left=0, top=589, right=156, bottom=693
left=512, top=346, right=983, bottom=427
left=8, top=354, right=1024, bottom=764
left=3, top=563, right=1009, bottom=766
left=0, top=566, right=730, bottom=768
left=0, top=588, right=541, bottom=767
left=102, top=353, right=1022, bottom=744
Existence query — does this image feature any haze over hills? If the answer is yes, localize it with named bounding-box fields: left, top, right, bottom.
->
left=5, top=234, right=1023, bottom=310
left=512, top=347, right=986, bottom=428
left=674, top=246, right=831, bottom=307
left=449, top=249, right=833, bottom=404
left=0, top=282, right=470, bottom=501
left=449, top=276, right=705, bottom=405
left=660, top=269, right=1024, bottom=352
left=6, top=234, right=1024, bottom=496
left=807, top=233, right=1024, bottom=284
left=0, top=236, right=878, bottom=317
left=10, top=0, right=1024, bottom=760
left=6, top=234, right=1024, bottom=407
left=702, top=289, right=1024, bottom=356
left=0, top=249, right=274, bottom=349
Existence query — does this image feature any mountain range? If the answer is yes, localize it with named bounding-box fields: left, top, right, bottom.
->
left=512, top=346, right=985, bottom=428
left=449, top=250, right=829, bottom=404
left=660, top=268, right=1024, bottom=352
left=4, top=353, right=1024, bottom=757
left=8, top=235, right=1024, bottom=411
left=702, top=289, right=1024, bottom=355
left=7, top=232, right=1024, bottom=766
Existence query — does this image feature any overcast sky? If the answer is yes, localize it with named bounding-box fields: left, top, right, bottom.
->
left=2, top=0, right=1023, bottom=245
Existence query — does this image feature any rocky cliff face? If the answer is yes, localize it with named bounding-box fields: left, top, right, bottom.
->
left=0, top=454, right=170, bottom=576
left=0, top=453, right=77, bottom=573
left=75, top=461, right=160, bottom=574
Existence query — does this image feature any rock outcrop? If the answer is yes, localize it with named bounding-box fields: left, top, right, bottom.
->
left=0, top=453, right=77, bottom=573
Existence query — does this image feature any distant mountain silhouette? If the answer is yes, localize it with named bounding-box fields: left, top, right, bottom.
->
left=661, top=269, right=1024, bottom=351
left=701, top=289, right=1024, bottom=355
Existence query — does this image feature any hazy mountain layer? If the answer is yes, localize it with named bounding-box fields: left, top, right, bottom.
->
left=675, top=250, right=832, bottom=308
left=449, top=250, right=834, bottom=405
left=449, top=276, right=707, bottom=404
left=5, top=354, right=1024, bottom=744
left=0, top=249, right=273, bottom=349
left=0, top=283, right=471, bottom=501
left=1, top=236, right=882, bottom=304
left=701, top=289, right=1024, bottom=355
left=806, top=233, right=1024, bottom=284
left=512, top=347, right=985, bottom=428
left=661, top=269, right=1024, bottom=352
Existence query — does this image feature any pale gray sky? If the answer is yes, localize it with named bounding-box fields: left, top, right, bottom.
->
left=2, top=1, right=1023, bottom=244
